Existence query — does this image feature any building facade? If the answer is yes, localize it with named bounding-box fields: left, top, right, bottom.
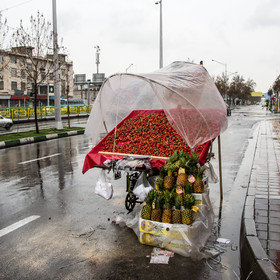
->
left=73, top=73, right=105, bottom=105
left=0, top=47, right=74, bottom=107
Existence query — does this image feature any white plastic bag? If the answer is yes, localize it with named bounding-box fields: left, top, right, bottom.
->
left=95, top=169, right=113, bottom=200
left=133, top=172, right=153, bottom=201
left=202, top=162, right=218, bottom=184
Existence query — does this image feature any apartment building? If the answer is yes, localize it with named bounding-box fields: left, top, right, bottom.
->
left=0, top=46, right=74, bottom=107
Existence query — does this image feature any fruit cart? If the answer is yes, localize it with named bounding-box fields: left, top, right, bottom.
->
left=82, top=61, right=228, bottom=258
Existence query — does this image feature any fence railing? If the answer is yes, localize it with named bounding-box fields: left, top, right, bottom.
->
left=0, top=105, right=92, bottom=120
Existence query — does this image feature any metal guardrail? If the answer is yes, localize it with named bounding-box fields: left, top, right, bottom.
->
left=0, top=105, right=92, bottom=120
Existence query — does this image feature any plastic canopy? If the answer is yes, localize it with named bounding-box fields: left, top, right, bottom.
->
left=85, top=61, right=228, bottom=149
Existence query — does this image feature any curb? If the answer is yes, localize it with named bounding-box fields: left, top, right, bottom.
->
left=240, top=122, right=278, bottom=280
left=0, top=129, right=85, bottom=149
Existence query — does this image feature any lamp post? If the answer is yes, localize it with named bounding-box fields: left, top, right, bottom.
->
left=52, top=0, right=63, bottom=130
left=155, top=0, right=163, bottom=68
left=212, top=59, right=227, bottom=78
left=126, top=63, right=133, bottom=72
left=87, top=79, right=91, bottom=106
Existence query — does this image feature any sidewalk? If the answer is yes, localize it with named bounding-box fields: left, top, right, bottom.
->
left=241, top=119, right=280, bottom=279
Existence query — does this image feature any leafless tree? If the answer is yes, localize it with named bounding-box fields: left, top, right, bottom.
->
left=11, top=11, right=66, bottom=133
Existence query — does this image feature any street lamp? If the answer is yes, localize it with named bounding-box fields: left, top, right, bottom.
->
left=155, top=0, right=163, bottom=68
left=212, top=59, right=227, bottom=77
left=126, top=63, right=133, bottom=73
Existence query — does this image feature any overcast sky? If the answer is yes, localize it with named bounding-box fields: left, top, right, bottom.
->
left=1, top=0, right=280, bottom=93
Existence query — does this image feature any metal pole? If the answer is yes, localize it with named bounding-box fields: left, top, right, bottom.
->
left=218, top=135, right=223, bottom=201
left=52, top=0, right=63, bottom=130
left=87, top=81, right=90, bottom=106
left=47, top=84, right=49, bottom=106
left=159, top=0, right=163, bottom=68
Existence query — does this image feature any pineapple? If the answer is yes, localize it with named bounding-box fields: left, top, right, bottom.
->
left=151, top=193, right=163, bottom=222
left=176, top=167, right=188, bottom=187
left=162, top=190, right=172, bottom=223
left=182, top=208, right=193, bottom=225
left=182, top=194, right=195, bottom=225
left=163, top=169, right=175, bottom=190
left=141, top=190, right=155, bottom=220
left=172, top=196, right=182, bottom=224
left=193, top=167, right=205, bottom=193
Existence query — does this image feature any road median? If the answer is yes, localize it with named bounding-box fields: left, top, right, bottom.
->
left=0, top=128, right=85, bottom=149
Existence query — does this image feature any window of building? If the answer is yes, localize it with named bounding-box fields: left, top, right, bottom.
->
left=49, top=72, right=53, bottom=80
left=61, top=80, right=66, bottom=95
left=27, top=63, right=32, bottom=71
left=41, top=72, right=46, bottom=80
left=0, top=55, right=3, bottom=63
left=61, top=69, right=65, bottom=76
left=27, top=78, right=32, bottom=84
left=21, top=69, right=26, bottom=79
left=0, top=81, right=3, bottom=90
left=40, top=85, right=47, bottom=95
left=10, top=56, right=17, bottom=64
left=21, top=82, right=26, bottom=91
left=11, top=68, right=17, bottom=77
left=11, top=81, right=17, bottom=90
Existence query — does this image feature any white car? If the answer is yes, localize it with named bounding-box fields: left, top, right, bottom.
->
left=0, top=115, right=13, bottom=130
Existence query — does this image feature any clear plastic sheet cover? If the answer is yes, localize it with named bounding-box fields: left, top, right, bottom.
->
left=85, top=61, right=228, bottom=148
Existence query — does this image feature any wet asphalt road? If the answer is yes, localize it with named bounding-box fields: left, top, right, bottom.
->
left=0, top=105, right=277, bottom=280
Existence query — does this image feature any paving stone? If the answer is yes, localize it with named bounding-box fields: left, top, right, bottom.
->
left=268, top=240, right=280, bottom=251
left=255, top=216, right=268, bottom=223
left=257, top=230, right=268, bottom=240
left=255, top=203, right=268, bottom=210
left=269, top=224, right=280, bottom=232
left=268, top=231, right=280, bottom=241
left=270, top=217, right=280, bottom=225
left=256, top=194, right=269, bottom=199
left=270, top=204, right=280, bottom=211
left=269, top=211, right=280, bottom=218
left=255, top=190, right=268, bottom=196
left=255, top=209, right=268, bottom=217
left=256, top=223, right=268, bottom=231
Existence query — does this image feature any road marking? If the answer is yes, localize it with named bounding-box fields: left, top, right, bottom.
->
left=18, top=153, right=62, bottom=164
left=0, top=215, right=40, bottom=238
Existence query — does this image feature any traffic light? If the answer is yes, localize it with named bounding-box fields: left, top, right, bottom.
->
left=200, top=60, right=203, bottom=66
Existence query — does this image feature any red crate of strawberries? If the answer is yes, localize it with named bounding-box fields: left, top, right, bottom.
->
left=82, top=110, right=212, bottom=173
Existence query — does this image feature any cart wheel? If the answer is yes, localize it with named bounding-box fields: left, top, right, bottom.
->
left=125, top=193, right=136, bottom=212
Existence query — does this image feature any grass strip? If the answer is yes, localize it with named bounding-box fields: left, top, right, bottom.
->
left=0, top=127, right=84, bottom=142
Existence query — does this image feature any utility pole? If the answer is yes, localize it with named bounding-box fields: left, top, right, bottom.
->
left=52, top=0, right=63, bottom=130
left=155, top=0, right=163, bottom=68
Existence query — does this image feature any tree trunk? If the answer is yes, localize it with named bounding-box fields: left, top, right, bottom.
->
left=34, top=84, right=39, bottom=133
